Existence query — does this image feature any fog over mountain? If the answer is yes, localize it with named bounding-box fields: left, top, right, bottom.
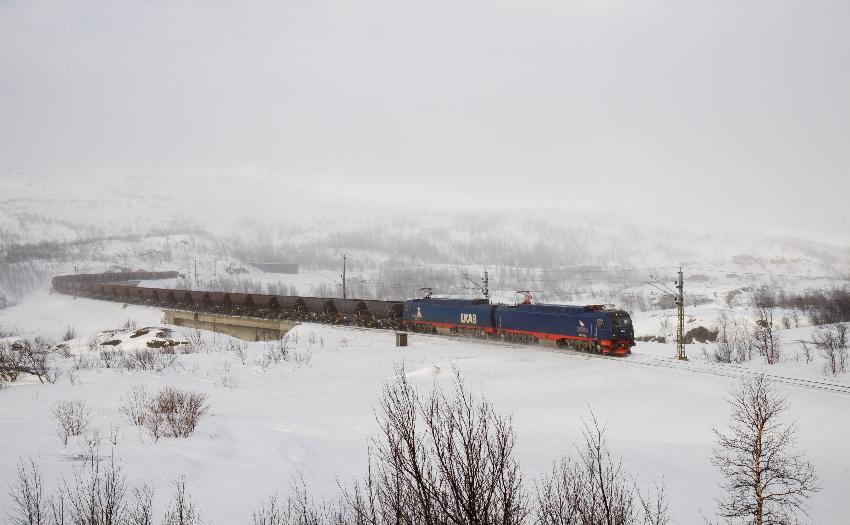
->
left=1, top=1, right=849, bottom=305
left=2, top=1, right=850, bottom=235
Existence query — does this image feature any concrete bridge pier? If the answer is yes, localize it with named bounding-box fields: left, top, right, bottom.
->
left=163, top=309, right=299, bottom=341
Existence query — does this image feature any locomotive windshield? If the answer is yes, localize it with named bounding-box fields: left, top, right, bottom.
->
left=613, top=315, right=632, bottom=328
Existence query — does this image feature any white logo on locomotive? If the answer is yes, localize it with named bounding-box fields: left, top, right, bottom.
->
left=460, top=313, right=477, bottom=324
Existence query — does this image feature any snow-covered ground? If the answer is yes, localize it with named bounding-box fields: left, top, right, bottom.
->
left=1, top=293, right=849, bottom=523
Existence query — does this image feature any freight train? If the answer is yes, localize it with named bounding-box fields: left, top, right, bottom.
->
left=52, top=271, right=635, bottom=355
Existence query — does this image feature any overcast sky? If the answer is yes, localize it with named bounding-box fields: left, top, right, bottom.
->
left=1, top=1, right=848, bottom=233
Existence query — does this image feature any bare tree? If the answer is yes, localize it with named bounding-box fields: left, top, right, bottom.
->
left=536, top=413, right=668, bottom=525
left=252, top=495, right=287, bottom=525
left=128, top=485, right=154, bottom=525
left=343, top=367, right=528, bottom=525
left=798, top=341, right=813, bottom=364
left=8, top=458, right=49, bottom=525
left=7, top=457, right=162, bottom=525
left=811, top=323, right=848, bottom=375
left=162, top=478, right=203, bottom=525
left=63, top=326, right=77, bottom=342
left=712, top=311, right=733, bottom=363
left=252, top=478, right=334, bottom=525
left=732, top=318, right=756, bottom=363
left=711, top=375, right=818, bottom=525
left=752, top=305, right=781, bottom=365
left=60, top=454, right=128, bottom=525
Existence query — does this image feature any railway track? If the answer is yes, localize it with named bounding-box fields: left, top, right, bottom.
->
left=370, top=328, right=850, bottom=396
left=578, top=349, right=850, bottom=396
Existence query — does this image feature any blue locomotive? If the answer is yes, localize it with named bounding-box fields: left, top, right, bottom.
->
left=403, top=298, right=635, bottom=355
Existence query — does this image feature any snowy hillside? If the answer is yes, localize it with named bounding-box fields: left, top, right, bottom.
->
left=3, top=170, right=849, bottom=316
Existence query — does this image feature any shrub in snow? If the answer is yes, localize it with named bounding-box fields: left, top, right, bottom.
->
left=124, top=348, right=157, bottom=370
left=52, top=399, right=90, bottom=446
left=62, top=325, right=76, bottom=341
left=225, top=339, right=247, bottom=365
left=8, top=458, right=49, bottom=525
left=99, top=348, right=123, bottom=369
left=537, top=413, right=669, bottom=525
left=27, top=340, right=57, bottom=384
left=252, top=483, right=326, bottom=525
left=53, top=343, right=72, bottom=358
left=121, top=348, right=177, bottom=372
left=252, top=495, right=286, bottom=525
left=217, top=361, right=235, bottom=389
left=812, top=323, right=848, bottom=375
left=181, top=329, right=205, bottom=354
left=258, top=335, right=293, bottom=367
left=714, top=311, right=760, bottom=363
left=87, top=333, right=101, bottom=353
left=8, top=455, right=203, bottom=525
left=162, top=478, right=203, bottom=525
left=0, top=338, right=57, bottom=384
left=710, top=345, right=732, bottom=364
left=130, top=484, right=155, bottom=525
left=0, top=337, right=58, bottom=383
left=120, top=385, right=150, bottom=427
left=255, top=335, right=306, bottom=371
left=72, top=354, right=97, bottom=371
left=12, top=371, right=680, bottom=524
left=293, top=348, right=311, bottom=368
left=82, top=429, right=102, bottom=460
left=129, top=386, right=209, bottom=442
left=0, top=340, right=26, bottom=383
left=10, top=453, right=166, bottom=525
